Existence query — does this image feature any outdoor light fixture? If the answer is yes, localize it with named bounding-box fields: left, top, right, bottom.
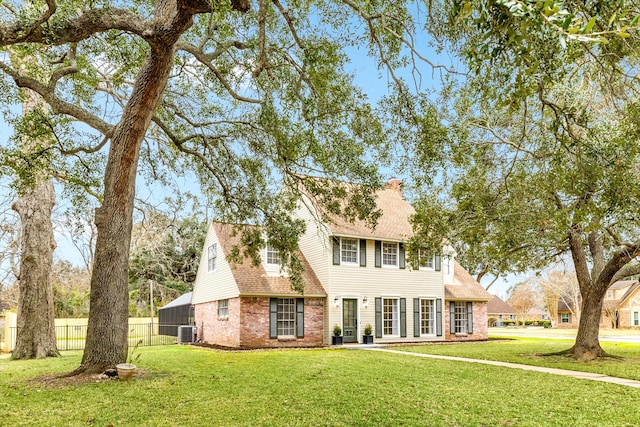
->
left=362, top=296, right=368, bottom=307
left=334, top=296, right=340, bottom=307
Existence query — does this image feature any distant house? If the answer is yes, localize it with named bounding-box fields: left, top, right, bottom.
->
left=601, top=280, right=640, bottom=328
left=192, top=179, right=491, bottom=348
left=487, top=295, right=515, bottom=326
left=557, top=299, right=579, bottom=327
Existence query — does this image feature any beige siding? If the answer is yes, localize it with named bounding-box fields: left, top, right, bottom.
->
left=191, top=222, right=240, bottom=305
left=327, top=240, right=445, bottom=344
left=294, top=196, right=331, bottom=287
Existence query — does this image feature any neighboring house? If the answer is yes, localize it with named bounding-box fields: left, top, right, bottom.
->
left=192, top=179, right=491, bottom=348
left=601, top=280, right=640, bottom=328
left=526, top=308, right=550, bottom=322
left=487, top=295, right=515, bottom=326
left=557, top=299, right=579, bottom=327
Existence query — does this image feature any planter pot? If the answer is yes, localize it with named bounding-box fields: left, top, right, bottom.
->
left=116, top=363, right=136, bottom=380
left=362, top=335, right=374, bottom=344
left=331, top=336, right=343, bottom=345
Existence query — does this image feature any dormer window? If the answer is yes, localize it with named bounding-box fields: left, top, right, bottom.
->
left=266, top=244, right=281, bottom=265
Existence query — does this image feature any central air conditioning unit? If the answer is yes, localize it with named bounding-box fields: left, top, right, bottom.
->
left=178, top=325, right=195, bottom=344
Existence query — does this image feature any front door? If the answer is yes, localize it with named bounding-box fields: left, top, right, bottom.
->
left=342, top=298, right=358, bottom=343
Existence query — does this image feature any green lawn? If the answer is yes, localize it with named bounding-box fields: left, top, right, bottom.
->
left=396, top=337, right=640, bottom=381
left=2, top=344, right=640, bottom=426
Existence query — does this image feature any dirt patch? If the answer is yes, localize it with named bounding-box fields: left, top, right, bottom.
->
left=29, top=368, right=147, bottom=389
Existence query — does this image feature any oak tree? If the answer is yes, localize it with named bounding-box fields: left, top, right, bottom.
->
left=1, top=0, right=426, bottom=372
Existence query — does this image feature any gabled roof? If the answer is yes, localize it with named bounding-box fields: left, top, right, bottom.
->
left=614, top=280, right=640, bottom=308
left=303, top=178, right=415, bottom=241
left=213, top=222, right=326, bottom=297
left=159, top=292, right=193, bottom=310
left=445, top=261, right=492, bottom=301
left=558, top=299, right=578, bottom=312
left=610, top=280, right=637, bottom=290
left=487, top=295, right=514, bottom=314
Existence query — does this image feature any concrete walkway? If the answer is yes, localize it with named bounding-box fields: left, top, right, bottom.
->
left=362, top=347, right=640, bottom=388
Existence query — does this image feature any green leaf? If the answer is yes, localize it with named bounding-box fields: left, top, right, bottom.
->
left=584, top=16, right=597, bottom=33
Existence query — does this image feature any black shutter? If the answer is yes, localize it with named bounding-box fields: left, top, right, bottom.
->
left=400, top=298, right=407, bottom=337
left=436, top=299, right=443, bottom=336
left=360, top=239, right=367, bottom=267
left=413, top=298, right=420, bottom=337
left=375, top=241, right=381, bottom=268
left=450, top=301, right=455, bottom=334
left=375, top=297, right=382, bottom=338
left=332, top=237, right=340, bottom=265
left=467, top=302, right=473, bottom=334
left=269, top=298, right=278, bottom=339
left=296, top=298, right=305, bottom=338
left=435, top=254, right=441, bottom=271
left=399, top=243, right=406, bottom=269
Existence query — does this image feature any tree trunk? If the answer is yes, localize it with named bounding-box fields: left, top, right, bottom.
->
left=76, top=15, right=193, bottom=374
left=566, top=286, right=607, bottom=361
left=10, top=78, right=59, bottom=360
left=11, top=179, right=59, bottom=359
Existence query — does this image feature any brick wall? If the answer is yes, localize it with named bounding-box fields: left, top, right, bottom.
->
left=194, top=298, right=241, bottom=347
left=444, top=301, right=488, bottom=341
left=194, top=296, right=325, bottom=348
left=239, top=297, right=325, bottom=348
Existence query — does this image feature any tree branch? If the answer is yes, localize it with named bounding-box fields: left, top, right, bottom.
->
left=0, top=8, right=151, bottom=46
left=176, top=41, right=262, bottom=104
left=0, top=61, right=114, bottom=136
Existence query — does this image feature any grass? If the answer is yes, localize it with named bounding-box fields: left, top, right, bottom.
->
left=1, top=344, right=640, bottom=426
left=396, top=337, right=640, bottom=380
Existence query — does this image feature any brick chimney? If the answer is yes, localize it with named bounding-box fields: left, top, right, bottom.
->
left=386, top=178, right=402, bottom=194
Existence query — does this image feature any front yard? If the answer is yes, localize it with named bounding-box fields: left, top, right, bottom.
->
left=2, top=341, right=640, bottom=426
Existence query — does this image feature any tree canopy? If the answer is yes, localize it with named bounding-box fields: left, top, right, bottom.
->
left=409, top=0, right=640, bottom=360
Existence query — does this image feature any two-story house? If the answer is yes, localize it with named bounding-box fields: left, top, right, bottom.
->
left=191, top=179, right=490, bottom=347
left=601, top=280, right=640, bottom=328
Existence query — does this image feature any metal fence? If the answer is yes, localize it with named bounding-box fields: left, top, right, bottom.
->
left=8, top=323, right=179, bottom=352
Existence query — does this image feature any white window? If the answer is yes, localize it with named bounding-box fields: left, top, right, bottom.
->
left=341, top=238, right=358, bottom=264
left=454, top=301, right=467, bottom=333
left=383, top=298, right=399, bottom=336
left=418, top=249, right=434, bottom=270
left=382, top=242, right=398, bottom=267
left=208, top=243, right=217, bottom=272
left=266, top=244, right=281, bottom=265
left=420, top=299, right=435, bottom=335
left=561, top=313, right=570, bottom=323
left=277, top=298, right=296, bottom=336
left=633, top=311, right=639, bottom=327
left=218, top=299, right=229, bottom=318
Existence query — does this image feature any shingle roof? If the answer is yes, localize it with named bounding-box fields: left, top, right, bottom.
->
left=445, top=261, right=492, bottom=301
left=487, top=295, right=515, bottom=314
left=616, top=280, right=640, bottom=308
left=304, top=179, right=415, bottom=241
left=610, top=280, right=637, bottom=290
left=213, top=222, right=326, bottom=297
